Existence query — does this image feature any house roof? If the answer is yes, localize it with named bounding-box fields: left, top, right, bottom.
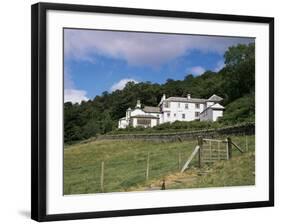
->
left=130, top=114, right=159, bottom=119
left=210, top=103, right=225, bottom=109
left=143, top=106, right=161, bottom=113
left=208, top=94, right=223, bottom=102
left=162, top=94, right=223, bottom=104
left=164, top=97, right=207, bottom=103
left=201, top=103, right=225, bottom=114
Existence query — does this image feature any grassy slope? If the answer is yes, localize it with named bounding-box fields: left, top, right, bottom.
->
left=64, top=135, right=255, bottom=195
left=220, top=94, right=255, bottom=124
left=132, top=151, right=255, bottom=191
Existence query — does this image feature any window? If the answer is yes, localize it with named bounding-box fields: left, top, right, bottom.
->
left=185, top=103, right=188, bottom=109
left=167, top=113, right=170, bottom=117
left=195, top=112, right=200, bottom=117
left=174, top=113, right=176, bottom=117
left=164, top=102, right=170, bottom=108
left=182, top=114, right=185, bottom=119
left=178, top=102, right=180, bottom=108
left=137, top=118, right=151, bottom=126
left=195, top=103, right=200, bottom=109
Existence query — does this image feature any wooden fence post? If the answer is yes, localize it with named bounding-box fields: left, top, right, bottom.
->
left=100, top=161, right=104, bottom=192
left=227, top=137, right=232, bottom=159
left=218, top=141, right=220, bottom=160
left=197, top=136, right=203, bottom=168
left=180, top=146, right=200, bottom=173
left=178, top=152, right=181, bottom=170
left=146, top=152, right=150, bottom=181
left=209, top=141, right=212, bottom=159
left=245, top=135, right=248, bottom=152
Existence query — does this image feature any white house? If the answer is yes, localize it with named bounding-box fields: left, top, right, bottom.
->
left=118, top=94, right=224, bottom=129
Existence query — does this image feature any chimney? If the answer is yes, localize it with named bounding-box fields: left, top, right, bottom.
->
left=126, top=107, right=131, bottom=119
left=162, top=94, right=166, bottom=101
left=135, top=100, right=141, bottom=108
left=187, top=94, right=191, bottom=99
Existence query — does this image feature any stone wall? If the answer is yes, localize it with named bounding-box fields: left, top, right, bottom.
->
left=97, top=123, right=255, bottom=142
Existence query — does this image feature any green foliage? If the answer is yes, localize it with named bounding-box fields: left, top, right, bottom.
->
left=154, top=120, right=220, bottom=131
left=219, top=94, right=255, bottom=124
left=64, top=43, right=255, bottom=143
left=108, top=120, right=224, bottom=135
left=223, top=43, right=255, bottom=103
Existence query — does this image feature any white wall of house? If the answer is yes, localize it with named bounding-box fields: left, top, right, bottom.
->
left=151, top=119, right=158, bottom=127
left=131, top=118, right=138, bottom=127
left=125, top=110, right=131, bottom=120
left=161, top=101, right=204, bottom=123
left=212, top=110, right=223, bottom=121
left=118, top=118, right=128, bottom=129
left=200, top=108, right=223, bottom=121
left=200, top=108, right=213, bottom=121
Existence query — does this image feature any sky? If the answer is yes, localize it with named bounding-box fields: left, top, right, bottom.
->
left=64, top=29, right=254, bottom=103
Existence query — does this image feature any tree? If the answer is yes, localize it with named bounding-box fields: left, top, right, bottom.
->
left=184, top=74, right=194, bottom=81
left=223, top=43, right=255, bottom=103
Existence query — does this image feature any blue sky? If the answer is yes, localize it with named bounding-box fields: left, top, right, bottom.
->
left=64, top=29, right=254, bottom=103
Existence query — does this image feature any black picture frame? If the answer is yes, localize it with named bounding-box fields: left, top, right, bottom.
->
left=31, top=2, right=274, bottom=222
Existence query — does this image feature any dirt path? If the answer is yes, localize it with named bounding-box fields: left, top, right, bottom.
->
left=129, top=166, right=212, bottom=191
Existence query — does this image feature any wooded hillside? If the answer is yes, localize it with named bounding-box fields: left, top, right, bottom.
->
left=64, top=43, right=255, bottom=143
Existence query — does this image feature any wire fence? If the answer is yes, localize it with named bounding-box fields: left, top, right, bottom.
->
left=64, top=134, right=255, bottom=195
left=97, top=149, right=193, bottom=193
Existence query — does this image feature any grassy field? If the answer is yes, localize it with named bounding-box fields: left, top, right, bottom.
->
left=64, top=135, right=255, bottom=195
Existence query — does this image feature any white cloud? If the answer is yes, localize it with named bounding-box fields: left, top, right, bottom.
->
left=64, top=89, right=88, bottom=103
left=214, top=60, right=225, bottom=72
left=110, top=78, right=138, bottom=92
left=64, top=67, right=89, bottom=103
left=64, top=29, right=254, bottom=67
left=188, top=66, right=206, bottom=76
